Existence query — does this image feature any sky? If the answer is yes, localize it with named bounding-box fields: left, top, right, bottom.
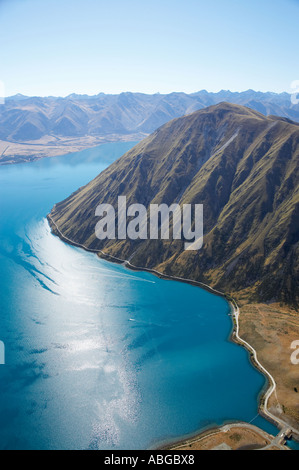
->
left=0, top=0, right=298, bottom=97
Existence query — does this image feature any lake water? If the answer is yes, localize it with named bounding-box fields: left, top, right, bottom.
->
left=0, top=143, right=279, bottom=450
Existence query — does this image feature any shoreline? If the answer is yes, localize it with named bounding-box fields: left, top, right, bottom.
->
left=47, top=213, right=299, bottom=445
left=160, top=421, right=288, bottom=451
left=0, top=136, right=144, bottom=166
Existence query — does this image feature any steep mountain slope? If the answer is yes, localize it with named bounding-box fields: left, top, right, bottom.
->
left=49, top=103, right=299, bottom=306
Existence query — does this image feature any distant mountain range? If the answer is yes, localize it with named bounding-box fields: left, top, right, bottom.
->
left=49, top=102, right=299, bottom=306
left=1, top=89, right=299, bottom=142
left=1, top=89, right=299, bottom=164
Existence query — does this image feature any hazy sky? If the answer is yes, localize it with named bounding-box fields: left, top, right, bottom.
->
left=0, top=0, right=298, bottom=97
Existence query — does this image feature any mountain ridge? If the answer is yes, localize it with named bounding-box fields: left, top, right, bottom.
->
left=1, top=89, right=299, bottom=142
left=2, top=89, right=299, bottom=164
left=49, top=102, right=299, bottom=306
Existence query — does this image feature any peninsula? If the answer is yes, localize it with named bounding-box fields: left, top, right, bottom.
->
left=48, top=102, right=299, bottom=442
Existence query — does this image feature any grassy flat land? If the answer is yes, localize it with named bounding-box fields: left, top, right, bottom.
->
left=167, top=423, right=287, bottom=451
left=239, top=303, right=299, bottom=429
left=0, top=134, right=144, bottom=164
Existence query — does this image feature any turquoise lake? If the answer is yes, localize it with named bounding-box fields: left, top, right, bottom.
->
left=0, top=143, right=279, bottom=450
